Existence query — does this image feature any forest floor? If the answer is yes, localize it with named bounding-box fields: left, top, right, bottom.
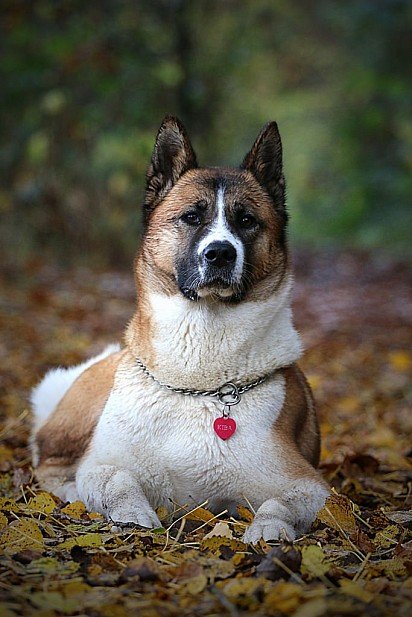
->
left=0, top=249, right=411, bottom=616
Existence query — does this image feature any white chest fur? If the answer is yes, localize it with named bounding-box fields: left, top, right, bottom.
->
left=140, top=276, right=302, bottom=390
left=87, top=356, right=288, bottom=512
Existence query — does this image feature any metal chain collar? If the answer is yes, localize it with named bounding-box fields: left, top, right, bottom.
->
left=135, top=357, right=269, bottom=416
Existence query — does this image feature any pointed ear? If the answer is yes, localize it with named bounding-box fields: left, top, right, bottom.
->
left=144, top=116, right=198, bottom=213
left=241, top=122, right=285, bottom=207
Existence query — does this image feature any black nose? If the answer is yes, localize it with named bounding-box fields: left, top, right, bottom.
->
left=203, top=241, right=237, bottom=268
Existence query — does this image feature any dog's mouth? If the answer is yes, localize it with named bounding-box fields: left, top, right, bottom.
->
left=180, top=276, right=244, bottom=302
left=197, top=278, right=233, bottom=298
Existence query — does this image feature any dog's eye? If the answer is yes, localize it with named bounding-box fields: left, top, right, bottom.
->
left=181, top=211, right=202, bottom=226
left=239, top=213, right=257, bottom=230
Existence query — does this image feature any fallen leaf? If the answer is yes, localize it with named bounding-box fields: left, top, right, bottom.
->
left=203, top=522, right=233, bottom=539
left=185, top=506, right=215, bottom=523
left=301, top=545, right=331, bottom=578
left=155, top=506, right=169, bottom=522
left=340, top=579, right=374, bottom=603
left=374, top=524, right=400, bottom=549
left=0, top=518, right=44, bottom=554
left=0, top=512, right=8, bottom=529
left=257, top=545, right=302, bottom=581
left=58, top=533, right=102, bottom=550
left=61, top=501, right=87, bottom=518
left=201, top=535, right=246, bottom=557
left=236, top=505, right=254, bottom=522
left=264, top=581, right=303, bottom=614
left=172, top=561, right=208, bottom=594
left=317, top=494, right=358, bottom=535
left=293, top=597, right=328, bottom=617
left=388, top=351, right=411, bottom=372
left=26, top=492, right=57, bottom=514
left=27, top=556, right=79, bottom=575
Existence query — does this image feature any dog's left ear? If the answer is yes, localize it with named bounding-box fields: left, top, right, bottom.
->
left=144, top=116, right=198, bottom=214
left=241, top=122, right=285, bottom=208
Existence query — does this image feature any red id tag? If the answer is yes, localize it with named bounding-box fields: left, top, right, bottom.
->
left=213, top=416, right=236, bottom=440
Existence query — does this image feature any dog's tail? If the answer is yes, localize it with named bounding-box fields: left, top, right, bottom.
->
left=30, top=343, right=121, bottom=433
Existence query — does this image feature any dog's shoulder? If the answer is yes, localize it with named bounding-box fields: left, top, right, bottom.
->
left=274, top=364, right=320, bottom=467
left=35, top=348, right=124, bottom=466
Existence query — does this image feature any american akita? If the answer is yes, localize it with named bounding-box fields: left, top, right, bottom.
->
left=31, top=116, right=329, bottom=543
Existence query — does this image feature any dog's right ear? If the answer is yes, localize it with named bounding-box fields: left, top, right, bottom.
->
left=144, top=116, right=198, bottom=215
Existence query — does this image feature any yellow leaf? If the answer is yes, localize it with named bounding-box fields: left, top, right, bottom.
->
left=58, top=533, right=102, bottom=550
left=185, top=573, right=208, bottom=594
left=155, top=506, right=169, bottom=522
left=0, top=518, right=44, bottom=554
left=340, top=579, right=373, bottom=603
left=172, top=560, right=207, bottom=594
left=301, top=545, right=331, bottom=578
left=265, top=581, right=303, bottom=613
left=317, top=494, right=357, bottom=535
left=374, top=524, right=400, bottom=549
left=88, top=511, right=105, bottom=520
left=0, top=513, right=8, bottom=530
left=27, top=556, right=79, bottom=575
left=30, top=591, right=78, bottom=613
left=222, top=577, right=265, bottom=607
left=203, top=558, right=235, bottom=583
left=201, top=535, right=246, bottom=556
left=388, top=351, right=411, bottom=372
left=26, top=492, right=57, bottom=514
left=0, top=603, right=18, bottom=617
left=375, top=557, right=407, bottom=578
left=204, top=522, right=233, bottom=540
left=368, top=426, right=397, bottom=448
left=61, top=501, right=87, bottom=519
left=293, top=598, right=328, bottom=617
left=61, top=581, right=91, bottom=597
left=185, top=506, right=214, bottom=523
left=236, top=505, right=254, bottom=522
left=337, top=396, right=359, bottom=413
left=0, top=498, right=19, bottom=512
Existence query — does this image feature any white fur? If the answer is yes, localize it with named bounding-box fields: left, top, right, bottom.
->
left=31, top=343, right=120, bottom=432
left=76, top=353, right=328, bottom=538
left=197, top=186, right=244, bottom=284
left=77, top=360, right=287, bottom=515
left=146, top=276, right=302, bottom=390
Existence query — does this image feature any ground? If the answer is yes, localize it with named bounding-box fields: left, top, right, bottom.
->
left=0, top=250, right=410, bottom=616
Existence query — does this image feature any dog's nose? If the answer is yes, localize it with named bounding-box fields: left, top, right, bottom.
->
left=203, top=241, right=237, bottom=268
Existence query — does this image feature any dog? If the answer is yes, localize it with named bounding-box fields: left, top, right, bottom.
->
left=31, top=116, right=329, bottom=543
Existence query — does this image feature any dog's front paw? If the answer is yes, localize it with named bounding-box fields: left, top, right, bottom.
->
left=109, top=502, right=161, bottom=529
left=242, top=498, right=296, bottom=544
left=243, top=517, right=296, bottom=544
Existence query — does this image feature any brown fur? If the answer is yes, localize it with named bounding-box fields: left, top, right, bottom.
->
left=36, top=350, right=123, bottom=468
left=273, top=364, right=322, bottom=478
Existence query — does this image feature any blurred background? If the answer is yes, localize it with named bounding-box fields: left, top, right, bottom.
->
left=1, top=0, right=411, bottom=269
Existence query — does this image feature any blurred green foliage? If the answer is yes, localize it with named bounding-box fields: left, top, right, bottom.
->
left=0, top=0, right=411, bottom=267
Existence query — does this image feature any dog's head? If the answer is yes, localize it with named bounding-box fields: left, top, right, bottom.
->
left=139, top=116, right=288, bottom=302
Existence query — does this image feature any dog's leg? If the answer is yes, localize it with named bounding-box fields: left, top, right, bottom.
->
left=243, top=469, right=329, bottom=544
left=76, top=460, right=161, bottom=528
